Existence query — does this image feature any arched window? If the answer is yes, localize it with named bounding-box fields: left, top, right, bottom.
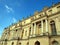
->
left=52, top=41, right=59, bottom=45
left=50, top=20, right=57, bottom=35
left=19, top=43, right=21, bottom=45
left=12, top=42, right=14, bottom=45
left=27, top=42, right=29, bottom=45
left=35, top=41, right=40, bottom=45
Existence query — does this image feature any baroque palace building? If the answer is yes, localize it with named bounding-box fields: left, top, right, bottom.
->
left=0, top=2, right=60, bottom=45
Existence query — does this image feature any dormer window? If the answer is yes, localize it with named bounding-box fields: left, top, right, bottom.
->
left=48, top=9, right=52, bottom=12
left=48, top=9, right=52, bottom=15
left=39, top=13, right=44, bottom=17
left=39, top=14, right=41, bottom=17
left=57, top=6, right=60, bottom=8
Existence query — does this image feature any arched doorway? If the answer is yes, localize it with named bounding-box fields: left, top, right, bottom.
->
left=50, top=20, right=57, bottom=35
left=52, top=41, right=59, bottom=45
left=35, top=41, right=40, bottom=45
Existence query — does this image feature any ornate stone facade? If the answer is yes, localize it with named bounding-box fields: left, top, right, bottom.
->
left=0, top=2, right=60, bottom=45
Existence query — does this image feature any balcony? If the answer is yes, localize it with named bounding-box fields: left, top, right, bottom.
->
left=29, top=32, right=59, bottom=38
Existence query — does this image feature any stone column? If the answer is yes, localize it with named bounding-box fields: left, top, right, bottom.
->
left=31, top=24, right=33, bottom=36
left=33, top=23, right=36, bottom=36
left=45, top=19, right=48, bottom=35
left=41, top=20, right=43, bottom=35
left=46, top=19, right=48, bottom=32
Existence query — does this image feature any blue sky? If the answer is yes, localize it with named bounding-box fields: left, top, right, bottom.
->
left=0, top=0, right=60, bottom=37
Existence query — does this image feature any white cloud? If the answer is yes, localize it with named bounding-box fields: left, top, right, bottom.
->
left=12, top=18, right=17, bottom=23
left=5, top=5, right=14, bottom=13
